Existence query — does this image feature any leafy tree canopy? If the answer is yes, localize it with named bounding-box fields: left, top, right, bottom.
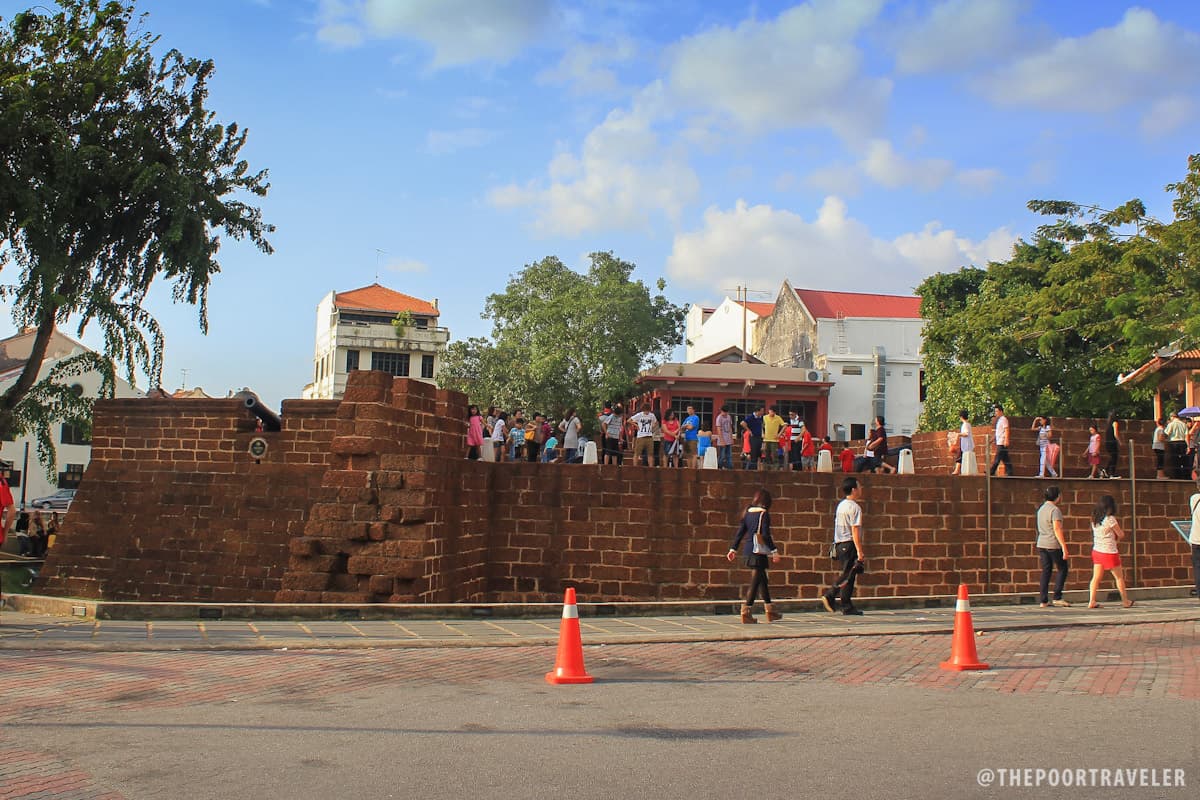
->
left=438, top=252, right=686, bottom=426
left=917, top=154, right=1200, bottom=430
left=0, top=0, right=272, bottom=469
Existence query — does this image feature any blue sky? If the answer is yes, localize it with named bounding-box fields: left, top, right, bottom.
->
left=3, top=0, right=1200, bottom=408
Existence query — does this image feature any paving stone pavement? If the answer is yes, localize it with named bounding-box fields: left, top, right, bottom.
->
left=3, top=597, right=1199, bottom=651
left=1, top=600, right=1199, bottom=798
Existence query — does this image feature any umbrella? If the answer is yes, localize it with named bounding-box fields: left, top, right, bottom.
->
left=1178, top=407, right=1200, bottom=418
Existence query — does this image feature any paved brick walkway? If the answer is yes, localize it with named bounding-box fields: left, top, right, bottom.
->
left=2, top=615, right=1199, bottom=798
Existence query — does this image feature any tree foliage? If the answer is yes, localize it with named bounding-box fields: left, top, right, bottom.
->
left=439, top=252, right=686, bottom=424
left=0, top=0, right=272, bottom=467
left=917, top=154, right=1200, bottom=430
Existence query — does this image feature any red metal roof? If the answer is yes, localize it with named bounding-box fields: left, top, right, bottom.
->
left=334, top=283, right=439, bottom=316
left=794, top=288, right=921, bottom=319
left=1118, top=349, right=1200, bottom=386
left=737, top=301, right=776, bottom=317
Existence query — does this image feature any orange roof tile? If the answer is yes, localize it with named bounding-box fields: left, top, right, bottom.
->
left=736, top=301, right=776, bottom=317
left=794, top=288, right=921, bottom=319
left=334, top=283, right=439, bottom=316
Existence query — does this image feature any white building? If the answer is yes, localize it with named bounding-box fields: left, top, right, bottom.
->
left=754, top=282, right=924, bottom=438
left=684, top=297, right=775, bottom=362
left=301, top=283, right=449, bottom=400
left=0, top=328, right=143, bottom=509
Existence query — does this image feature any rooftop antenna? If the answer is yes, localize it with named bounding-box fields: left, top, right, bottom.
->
left=721, top=284, right=772, bottom=362
left=374, top=248, right=387, bottom=283
left=180, top=368, right=188, bottom=390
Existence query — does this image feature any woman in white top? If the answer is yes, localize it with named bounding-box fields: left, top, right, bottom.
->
left=1152, top=416, right=1167, bottom=480
left=1087, top=494, right=1133, bottom=609
left=1031, top=416, right=1056, bottom=477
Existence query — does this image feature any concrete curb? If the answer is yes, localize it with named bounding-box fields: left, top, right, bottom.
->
left=3, top=585, right=1195, bottom=621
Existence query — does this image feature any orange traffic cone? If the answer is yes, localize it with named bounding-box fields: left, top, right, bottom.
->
left=939, top=584, right=990, bottom=671
left=545, top=587, right=594, bottom=685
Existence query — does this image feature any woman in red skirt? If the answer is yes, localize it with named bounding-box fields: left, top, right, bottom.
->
left=1087, top=494, right=1134, bottom=609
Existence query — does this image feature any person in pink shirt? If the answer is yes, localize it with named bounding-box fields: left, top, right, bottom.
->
left=1086, top=423, right=1101, bottom=479
left=465, top=405, right=485, bottom=460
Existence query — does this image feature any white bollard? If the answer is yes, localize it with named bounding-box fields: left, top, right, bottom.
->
left=816, top=449, right=833, bottom=473
left=897, top=448, right=914, bottom=475
left=481, top=440, right=494, bottom=462
left=582, top=440, right=598, bottom=464
left=960, top=450, right=978, bottom=476
left=702, top=447, right=718, bottom=469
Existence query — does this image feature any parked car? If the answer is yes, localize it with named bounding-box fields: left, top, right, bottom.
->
left=30, top=489, right=76, bottom=510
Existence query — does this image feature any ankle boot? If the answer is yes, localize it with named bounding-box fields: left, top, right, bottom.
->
left=740, top=605, right=758, bottom=624
left=764, top=603, right=783, bottom=622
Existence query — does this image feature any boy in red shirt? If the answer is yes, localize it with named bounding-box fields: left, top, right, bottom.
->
left=840, top=445, right=856, bottom=473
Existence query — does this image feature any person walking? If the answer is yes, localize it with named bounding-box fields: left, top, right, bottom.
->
left=1152, top=416, right=1168, bottom=480
left=465, top=405, right=485, bottom=460
left=1035, top=486, right=1071, bottom=608
left=726, top=488, right=782, bottom=624
left=989, top=404, right=1012, bottom=476
left=1102, top=410, right=1120, bottom=479
left=1086, top=423, right=1101, bottom=479
left=1188, top=479, right=1200, bottom=604
left=1032, top=416, right=1058, bottom=477
left=820, top=477, right=866, bottom=616
left=662, top=410, right=682, bottom=468
left=952, top=409, right=974, bottom=475
left=761, top=408, right=784, bottom=470
left=490, top=411, right=509, bottom=462
left=865, top=416, right=895, bottom=473
left=800, top=424, right=816, bottom=471
left=714, top=406, right=734, bottom=470
left=787, top=412, right=804, bottom=471
left=598, top=404, right=624, bottom=466
left=1087, top=494, right=1134, bottom=609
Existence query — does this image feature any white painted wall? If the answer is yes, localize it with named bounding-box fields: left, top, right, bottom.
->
left=815, top=316, right=924, bottom=438
left=685, top=298, right=763, bottom=362
left=0, top=343, right=142, bottom=510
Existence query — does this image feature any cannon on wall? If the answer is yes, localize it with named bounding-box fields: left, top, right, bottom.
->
left=234, top=390, right=282, bottom=432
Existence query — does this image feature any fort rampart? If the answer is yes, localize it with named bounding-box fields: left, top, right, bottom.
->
left=35, top=372, right=1196, bottom=604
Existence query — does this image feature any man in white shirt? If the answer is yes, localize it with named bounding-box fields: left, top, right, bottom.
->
left=558, top=409, right=582, bottom=463
left=988, top=404, right=1012, bottom=477
left=821, top=477, right=866, bottom=616
left=1189, top=479, right=1200, bottom=602
left=628, top=402, right=657, bottom=467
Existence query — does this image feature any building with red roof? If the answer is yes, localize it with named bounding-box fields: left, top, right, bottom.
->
left=302, top=283, right=449, bottom=399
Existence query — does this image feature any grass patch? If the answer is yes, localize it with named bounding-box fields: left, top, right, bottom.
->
left=0, top=563, right=39, bottom=595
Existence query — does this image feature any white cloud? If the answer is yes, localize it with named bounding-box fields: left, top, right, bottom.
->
left=860, top=139, right=954, bottom=191
left=805, top=140, right=999, bottom=194
left=665, top=198, right=1016, bottom=295
left=1140, top=94, right=1197, bottom=138
left=487, top=85, right=700, bottom=236
left=894, top=0, right=1028, bottom=74
left=385, top=258, right=429, bottom=274
left=664, top=0, right=891, bottom=141
left=426, top=128, right=498, bottom=155
left=316, top=0, right=555, bottom=67
left=977, top=8, right=1200, bottom=117
left=536, top=37, right=637, bottom=95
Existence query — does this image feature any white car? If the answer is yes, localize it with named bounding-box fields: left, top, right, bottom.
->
left=30, top=489, right=76, bottom=510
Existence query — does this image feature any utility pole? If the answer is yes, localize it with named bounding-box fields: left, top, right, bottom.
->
left=722, top=284, right=772, bottom=363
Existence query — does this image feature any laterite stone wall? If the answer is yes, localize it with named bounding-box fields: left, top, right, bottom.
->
left=35, top=372, right=1197, bottom=604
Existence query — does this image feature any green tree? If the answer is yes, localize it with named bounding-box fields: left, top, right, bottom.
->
left=439, top=252, right=686, bottom=423
left=0, top=0, right=272, bottom=468
left=917, top=155, right=1200, bottom=429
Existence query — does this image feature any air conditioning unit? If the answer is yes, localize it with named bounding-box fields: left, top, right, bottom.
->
left=806, top=370, right=821, bottom=381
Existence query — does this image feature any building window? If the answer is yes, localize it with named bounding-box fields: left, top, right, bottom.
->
left=58, top=463, right=85, bottom=489
left=371, top=351, right=410, bottom=376
left=669, top=397, right=714, bottom=431
left=725, top=399, right=762, bottom=425
left=346, top=349, right=360, bottom=372
left=841, top=365, right=863, bottom=375
left=414, top=317, right=429, bottom=329
left=850, top=423, right=867, bottom=440
left=60, top=423, right=91, bottom=445
left=421, top=355, right=435, bottom=379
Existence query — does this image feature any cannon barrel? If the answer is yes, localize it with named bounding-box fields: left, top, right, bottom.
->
left=234, top=390, right=281, bottom=432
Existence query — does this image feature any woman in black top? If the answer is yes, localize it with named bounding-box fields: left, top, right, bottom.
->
left=1103, top=411, right=1120, bottom=479
left=727, top=488, right=782, bottom=624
